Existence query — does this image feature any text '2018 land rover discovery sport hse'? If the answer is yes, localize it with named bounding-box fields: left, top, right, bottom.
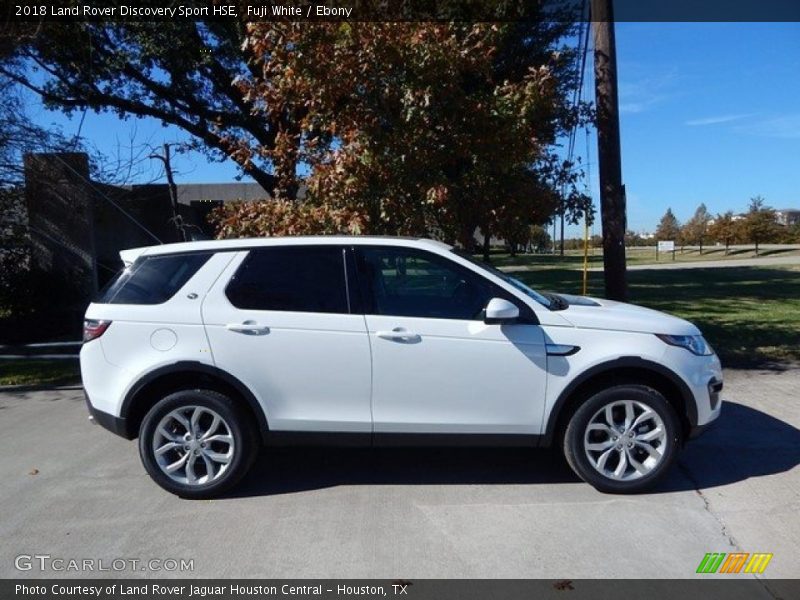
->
left=81, top=237, right=723, bottom=498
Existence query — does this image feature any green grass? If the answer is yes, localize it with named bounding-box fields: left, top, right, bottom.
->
left=506, top=264, right=800, bottom=368
left=487, top=246, right=800, bottom=270
left=2, top=260, right=798, bottom=386
left=0, top=360, right=81, bottom=387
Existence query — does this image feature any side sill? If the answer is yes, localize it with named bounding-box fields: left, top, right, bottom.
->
left=374, top=433, right=543, bottom=448
left=265, top=431, right=371, bottom=447
left=263, top=431, right=544, bottom=448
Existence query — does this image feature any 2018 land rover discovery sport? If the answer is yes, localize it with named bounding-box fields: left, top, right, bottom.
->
left=81, top=236, right=723, bottom=498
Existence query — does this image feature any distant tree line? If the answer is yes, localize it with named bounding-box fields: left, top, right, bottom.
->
left=551, top=197, right=799, bottom=255
left=653, top=197, right=798, bottom=255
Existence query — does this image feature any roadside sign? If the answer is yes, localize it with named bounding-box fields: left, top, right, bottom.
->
left=657, top=241, right=675, bottom=252
left=657, top=240, right=676, bottom=261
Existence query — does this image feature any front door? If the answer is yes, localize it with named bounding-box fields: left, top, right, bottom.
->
left=354, top=246, right=548, bottom=436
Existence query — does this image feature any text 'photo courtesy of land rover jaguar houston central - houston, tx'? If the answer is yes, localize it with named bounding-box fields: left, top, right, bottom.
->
left=80, top=237, right=723, bottom=498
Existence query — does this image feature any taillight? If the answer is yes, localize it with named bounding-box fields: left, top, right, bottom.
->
left=83, top=319, right=111, bottom=342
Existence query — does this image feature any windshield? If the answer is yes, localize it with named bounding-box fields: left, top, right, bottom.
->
left=452, top=250, right=552, bottom=309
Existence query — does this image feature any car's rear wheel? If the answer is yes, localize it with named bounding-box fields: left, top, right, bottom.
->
left=563, top=385, right=681, bottom=493
left=138, top=389, right=258, bottom=499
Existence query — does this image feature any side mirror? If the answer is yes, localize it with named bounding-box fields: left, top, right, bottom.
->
left=484, top=297, right=520, bottom=324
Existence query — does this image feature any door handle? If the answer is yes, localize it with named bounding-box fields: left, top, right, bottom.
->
left=226, top=322, right=270, bottom=335
left=376, top=328, right=421, bottom=343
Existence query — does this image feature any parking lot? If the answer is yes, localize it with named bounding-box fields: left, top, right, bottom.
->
left=0, top=368, right=798, bottom=582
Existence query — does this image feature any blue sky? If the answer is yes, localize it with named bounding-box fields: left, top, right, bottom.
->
left=611, top=22, right=800, bottom=235
left=25, top=22, right=800, bottom=235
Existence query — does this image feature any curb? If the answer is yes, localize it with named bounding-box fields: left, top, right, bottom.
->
left=0, top=382, right=83, bottom=393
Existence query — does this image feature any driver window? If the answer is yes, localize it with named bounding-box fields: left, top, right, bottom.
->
left=357, top=247, right=494, bottom=320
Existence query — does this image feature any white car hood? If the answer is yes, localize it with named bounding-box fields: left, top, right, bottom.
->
left=554, top=294, right=700, bottom=336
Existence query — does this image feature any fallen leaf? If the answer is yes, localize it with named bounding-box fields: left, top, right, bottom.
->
left=553, top=580, right=574, bottom=591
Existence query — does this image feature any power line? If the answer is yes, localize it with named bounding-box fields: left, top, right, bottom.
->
left=27, top=225, right=120, bottom=275
left=566, top=0, right=592, bottom=166
left=583, top=19, right=594, bottom=199
left=556, top=0, right=592, bottom=253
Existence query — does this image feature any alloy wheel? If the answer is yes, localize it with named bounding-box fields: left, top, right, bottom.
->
left=583, top=400, right=668, bottom=481
left=152, top=405, right=235, bottom=486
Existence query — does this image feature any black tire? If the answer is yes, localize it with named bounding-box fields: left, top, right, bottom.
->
left=563, top=384, right=681, bottom=494
left=139, top=389, right=258, bottom=499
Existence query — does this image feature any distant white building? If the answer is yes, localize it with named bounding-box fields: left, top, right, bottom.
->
left=776, top=208, right=800, bottom=226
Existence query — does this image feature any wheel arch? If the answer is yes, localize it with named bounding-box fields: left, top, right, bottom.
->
left=542, top=357, right=696, bottom=447
left=120, top=361, right=269, bottom=443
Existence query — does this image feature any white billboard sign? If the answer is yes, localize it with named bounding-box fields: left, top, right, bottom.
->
left=657, top=241, right=675, bottom=252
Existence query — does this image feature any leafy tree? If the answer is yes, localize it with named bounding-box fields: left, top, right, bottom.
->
left=0, top=187, right=28, bottom=312
left=528, top=224, right=551, bottom=253
left=2, top=18, right=293, bottom=194
left=781, top=222, right=800, bottom=244
left=707, top=211, right=740, bottom=255
left=210, top=198, right=365, bottom=239
left=655, top=208, right=681, bottom=242
left=740, top=196, right=779, bottom=255
left=4, top=18, right=587, bottom=247
left=242, top=22, right=586, bottom=248
left=625, top=230, right=650, bottom=247
left=682, top=203, right=711, bottom=254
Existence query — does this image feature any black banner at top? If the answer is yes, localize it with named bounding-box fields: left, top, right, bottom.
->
left=5, top=0, right=800, bottom=23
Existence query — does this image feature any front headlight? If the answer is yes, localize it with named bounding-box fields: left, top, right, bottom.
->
left=656, top=334, right=714, bottom=356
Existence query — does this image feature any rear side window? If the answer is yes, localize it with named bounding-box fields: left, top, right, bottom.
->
left=98, top=252, right=212, bottom=305
left=225, top=246, right=349, bottom=314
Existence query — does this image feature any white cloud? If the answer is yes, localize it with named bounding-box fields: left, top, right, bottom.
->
left=618, top=69, right=679, bottom=115
left=619, top=103, right=646, bottom=114
left=685, top=114, right=752, bottom=126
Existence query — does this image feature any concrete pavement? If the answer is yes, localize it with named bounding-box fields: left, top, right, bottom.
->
left=0, top=369, right=797, bottom=581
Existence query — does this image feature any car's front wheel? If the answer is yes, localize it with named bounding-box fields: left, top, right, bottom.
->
left=563, top=385, right=681, bottom=493
left=138, top=389, right=258, bottom=499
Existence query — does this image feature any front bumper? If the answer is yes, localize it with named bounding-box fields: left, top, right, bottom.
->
left=689, top=420, right=715, bottom=439
left=688, top=377, right=723, bottom=439
left=662, top=345, right=724, bottom=431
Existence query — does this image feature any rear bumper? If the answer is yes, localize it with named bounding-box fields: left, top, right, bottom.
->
left=84, top=390, right=133, bottom=439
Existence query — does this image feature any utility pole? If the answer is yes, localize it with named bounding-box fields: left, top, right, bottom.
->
left=591, top=0, right=628, bottom=301
left=149, top=143, right=187, bottom=241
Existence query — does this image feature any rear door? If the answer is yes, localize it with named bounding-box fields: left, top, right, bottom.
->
left=202, top=245, right=372, bottom=433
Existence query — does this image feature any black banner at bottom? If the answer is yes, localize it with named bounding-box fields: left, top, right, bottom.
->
left=4, top=580, right=800, bottom=600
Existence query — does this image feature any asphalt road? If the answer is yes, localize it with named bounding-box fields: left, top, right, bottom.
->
left=0, top=369, right=798, bottom=585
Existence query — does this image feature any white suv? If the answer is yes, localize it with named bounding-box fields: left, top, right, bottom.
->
left=81, top=237, right=723, bottom=498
